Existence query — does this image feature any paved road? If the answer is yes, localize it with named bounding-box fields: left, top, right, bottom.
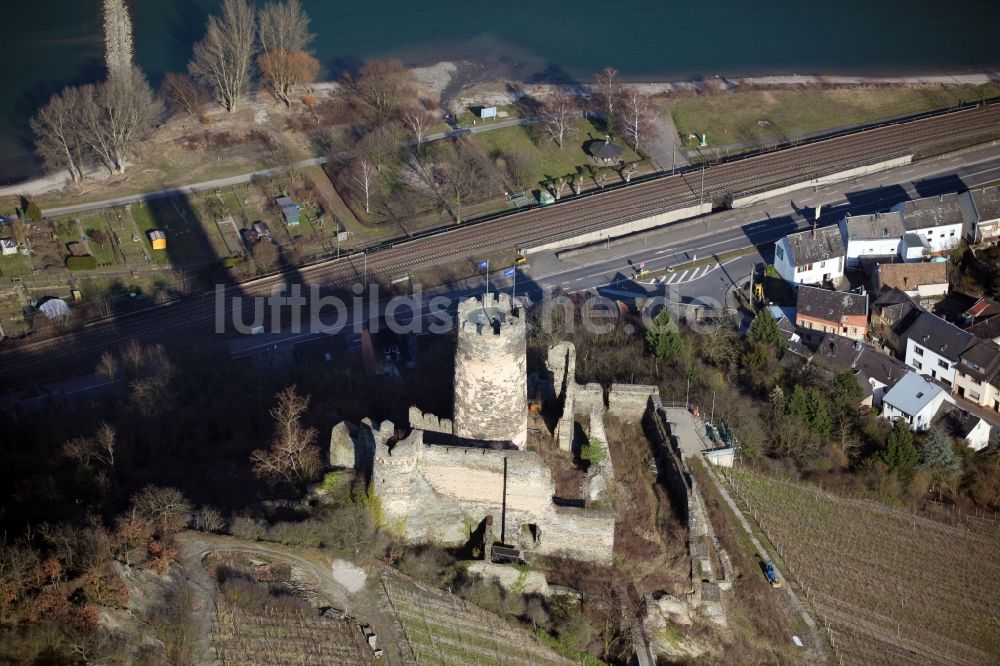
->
left=4, top=143, right=999, bottom=398
left=40, top=117, right=538, bottom=219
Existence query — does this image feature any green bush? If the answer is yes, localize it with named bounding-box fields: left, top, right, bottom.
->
left=221, top=256, right=246, bottom=269
left=581, top=437, right=607, bottom=467
left=66, top=255, right=97, bottom=270
left=26, top=201, right=42, bottom=222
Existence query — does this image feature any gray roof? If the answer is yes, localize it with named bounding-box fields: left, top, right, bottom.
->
left=275, top=196, right=294, bottom=207
left=883, top=371, right=946, bottom=416
left=902, top=312, right=974, bottom=362
left=957, top=339, right=1000, bottom=382
left=796, top=285, right=867, bottom=322
left=842, top=211, right=905, bottom=240
left=784, top=226, right=845, bottom=265
left=967, top=316, right=1000, bottom=341
left=968, top=185, right=1000, bottom=222
left=946, top=408, right=987, bottom=439
left=587, top=139, right=623, bottom=160
left=897, top=193, right=964, bottom=230
left=855, top=348, right=908, bottom=388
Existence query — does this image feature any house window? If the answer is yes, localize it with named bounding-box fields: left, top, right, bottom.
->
left=850, top=327, right=857, bottom=335
left=914, top=360, right=922, bottom=370
left=776, top=246, right=784, bottom=261
left=937, top=360, right=948, bottom=370
left=803, top=262, right=814, bottom=272
left=950, top=230, right=956, bottom=237
left=970, top=391, right=981, bottom=401
left=915, top=347, right=924, bottom=356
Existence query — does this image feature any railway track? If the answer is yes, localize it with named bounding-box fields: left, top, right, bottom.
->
left=2, top=103, right=999, bottom=388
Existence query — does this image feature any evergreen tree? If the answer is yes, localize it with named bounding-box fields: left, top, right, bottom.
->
left=882, top=418, right=919, bottom=479
left=922, top=428, right=961, bottom=493
left=645, top=309, right=684, bottom=362
left=832, top=370, right=863, bottom=413
left=748, top=308, right=787, bottom=354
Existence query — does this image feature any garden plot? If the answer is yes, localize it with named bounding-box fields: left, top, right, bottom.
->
left=105, top=207, right=151, bottom=266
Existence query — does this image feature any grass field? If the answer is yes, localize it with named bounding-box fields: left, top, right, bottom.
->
left=78, top=214, right=117, bottom=266
left=472, top=117, right=643, bottom=192
left=0, top=252, right=32, bottom=279
left=380, top=569, right=574, bottom=666
left=723, top=468, right=1000, bottom=665
left=668, top=84, right=1000, bottom=151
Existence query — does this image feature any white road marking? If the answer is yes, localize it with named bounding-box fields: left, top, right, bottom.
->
left=665, top=273, right=678, bottom=284
left=678, top=270, right=689, bottom=282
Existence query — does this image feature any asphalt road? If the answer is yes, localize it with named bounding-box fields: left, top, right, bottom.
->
left=4, top=142, right=1000, bottom=399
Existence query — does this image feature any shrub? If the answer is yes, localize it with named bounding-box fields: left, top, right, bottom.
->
left=66, top=255, right=97, bottom=270
left=581, top=437, right=607, bottom=467
left=26, top=201, right=42, bottom=222
left=221, top=256, right=246, bottom=269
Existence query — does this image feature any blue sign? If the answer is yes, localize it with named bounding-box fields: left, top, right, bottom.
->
left=503, top=268, right=515, bottom=277
left=477, top=261, right=489, bottom=270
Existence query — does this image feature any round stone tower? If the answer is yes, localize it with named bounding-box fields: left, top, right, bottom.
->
left=453, top=293, right=527, bottom=448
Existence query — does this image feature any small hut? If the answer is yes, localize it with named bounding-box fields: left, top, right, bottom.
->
left=148, top=230, right=167, bottom=250
left=586, top=136, right=624, bottom=165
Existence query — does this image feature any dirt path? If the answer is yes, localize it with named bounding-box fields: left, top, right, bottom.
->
left=697, top=464, right=828, bottom=665
left=174, top=532, right=408, bottom=666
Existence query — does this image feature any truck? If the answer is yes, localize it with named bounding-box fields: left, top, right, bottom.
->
left=763, top=560, right=782, bottom=588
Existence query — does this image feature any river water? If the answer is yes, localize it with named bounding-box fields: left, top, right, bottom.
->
left=2, top=0, right=998, bottom=183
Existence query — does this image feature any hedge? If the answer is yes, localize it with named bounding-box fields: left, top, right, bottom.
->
left=66, top=255, right=97, bottom=270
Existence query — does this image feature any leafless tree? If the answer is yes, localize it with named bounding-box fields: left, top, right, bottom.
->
left=30, top=87, right=87, bottom=182
left=552, top=176, right=568, bottom=200
left=161, top=73, right=210, bottom=117
left=413, top=140, right=496, bottom=224
left=618, top=88, right=656, bottom=152
left=189, top=0, right=257, bottom=113
left=191, top=507, right=226, bottom=533
left=63, top=422, right=117, bottom=469
left=259, top=50, right=320, bottom=105
left=403, top=107, right=435, bottom=149
left=250, top=386, right=323, bottom=490
left=341, top=59, right=415, bottom=122
left=258, top=0, right=314, bottom=54
left=592, top=66, right=621, bottom=133
left=131, top=486, right=193, bottom=537
left=96, top=350, right=119, bottom=379
left=78, top=67, right=162, bottom=174
left=103, top=0, right=134, bottom=79
left=361, top=122, right=403, bottom=172
left=351, top=156, right=377, bottom=214
left=538, top=88, right=579, bottom=149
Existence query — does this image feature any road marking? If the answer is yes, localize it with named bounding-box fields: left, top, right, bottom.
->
left=678, top=270, right=689, bottom=282
left=665, top=273, right=678, bottom=284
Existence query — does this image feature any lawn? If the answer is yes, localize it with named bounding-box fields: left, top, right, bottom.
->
left=723, top=467, right=1000, bottom=665
left=0, top=253, right=31, bottom=280
left=78, top=214, right=118, bottom=267
left=456, top=103, right=523, bottom=128
left=127, top=202, right=168, bottom=265
left=668, top=83, right=1000, bottom=151
left=472, top=117, right=642, bottom=192
left=133, top=197, right=223, bottom=266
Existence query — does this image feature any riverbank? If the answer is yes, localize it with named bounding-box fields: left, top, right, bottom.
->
left=3, top=63, right=998, bottom=201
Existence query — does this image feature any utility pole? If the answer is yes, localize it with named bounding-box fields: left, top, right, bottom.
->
left=671, top=144, right=676, bottom=176
left=363, top=250, right=368, bottom=287
left=700, top=165, right=706, bottom=207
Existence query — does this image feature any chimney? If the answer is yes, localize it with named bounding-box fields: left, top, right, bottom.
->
left=812, top=220, right=817, bottom=239
left=604, top=134, right=610, bottom=145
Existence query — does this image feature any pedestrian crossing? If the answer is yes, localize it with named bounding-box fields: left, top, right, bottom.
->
left=660, top=263, right=716, bottom=285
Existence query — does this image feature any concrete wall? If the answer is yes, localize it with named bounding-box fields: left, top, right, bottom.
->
left=523, top=202, right=712, bottom=254
left=732, top=155, right=913, bottom=208
left=453, top=293, right=528, bottom=448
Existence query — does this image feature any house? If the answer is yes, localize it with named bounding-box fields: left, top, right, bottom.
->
left=961, top=296, right=1000, bottom=327
left=902, top=312, right=974, bottom=388
left=1, top=238, right=18, bottom=255
left=868, top=289, right=921, bottom=357
left=873, top=262, right=949, bottom=306
left=945, top=409, right=993, bottom=451
left=854, top=348, right=908, bottom=408
left=773, top=226, right=846, bottom=285
left=840, top=211, right=904, bottom=266
left=148, top=230, right=167, bottom=250
left=967, top=316, right=1000, bottom=344
left=959, top=185, right=1000, bottom=244
left=953, top=339, right=1000, bottom=414
left=276, top=196, right=300, bottom=226
left=881, top=371, right=951, bottom=431
left=795, top=285, right=868, bottom=340
left=900, top=232, right=931, bottom=262
left=244, top=221, right=272, bottom=244
left=893, top=193, right=965, bottom=254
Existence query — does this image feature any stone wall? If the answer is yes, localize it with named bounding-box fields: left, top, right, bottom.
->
left=574, top=383, right=605, bottom=416
left=371, top=421, right=614, bottom=564
left=453, top=293, right=528, bottom=449
left=407, top=406, right=452, bottom=435
left=608, top=384, right=659, bottom=421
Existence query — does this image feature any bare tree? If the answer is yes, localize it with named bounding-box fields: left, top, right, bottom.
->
left=161, top=73, right=210, bottom=117
left=538, top=88, right=579, bottom=149
left=131, top=486, right=193, bottom=537
left=30, top=88, right=87, bottom=182
left=414, top=140, right=496, bottom=224
left=78, top=67, right=162, bottom=174
left=189, top=0, right=257, bottom=113
left=592, top=66, right=621, bottom=133
left=103, top=0, right=134, bottom=79
left=351, top=156, right=377, bottom=214
left=250, top=386, right=323, bottom=490
left=342, top=59, right=415, bottom=122
left=403, top=107, right=435, bottom=149
left=361, top=122, right=403, bottom=172
left=63, top=423, right=116, bottom=469
left=258, top=50, right=320, bottom=105
left=257, top=0, right=314, bottom=54
left=618, top=88, right=656, bottom=152
left=96, top=350, right=119, bottom=380
left=191, top=507, right=226, bottom=533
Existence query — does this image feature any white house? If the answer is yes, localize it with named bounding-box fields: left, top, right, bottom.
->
left=902, top=312, right=974, bottom=389
left=773, top=226, right=846, bottom=286
left=959, top=185, right=1000, bottom=244
left=893, top=193, right=965, bottom=254
left=947, top=409, right=993, bottom=451
left=839, top=211, right=905, bottom=266
left=881, top=371, right=951, bottom=432
left=0, top=238, right=16, bottom=256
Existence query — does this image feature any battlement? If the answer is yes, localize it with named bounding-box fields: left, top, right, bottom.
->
left=457, top=293, right=525, bottom=337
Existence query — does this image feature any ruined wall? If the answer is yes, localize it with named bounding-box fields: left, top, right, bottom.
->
left=573, top=383, right=605, bottom=416
left=371, top=421, right=614, bottom=564
left=453, top=294, right=527, bottom=448
left=407, top=406, right=452, bottom=435
left=608, top=384, right=659, bottom=421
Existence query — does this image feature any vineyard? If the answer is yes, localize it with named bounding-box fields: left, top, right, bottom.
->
left=379, top=570, right=575, bottom=666
left=722, top=468, right=1000, bottom=666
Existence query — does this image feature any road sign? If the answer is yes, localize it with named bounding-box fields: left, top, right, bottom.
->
left=481, top=106, right=497, bottom=119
